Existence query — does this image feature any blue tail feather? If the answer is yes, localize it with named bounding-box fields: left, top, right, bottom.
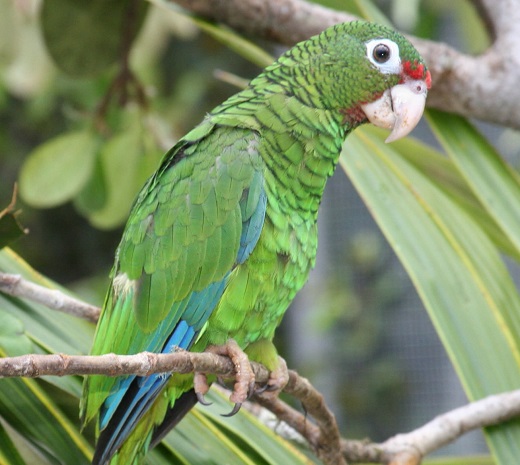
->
left=95, top=279, right=229, bottom=464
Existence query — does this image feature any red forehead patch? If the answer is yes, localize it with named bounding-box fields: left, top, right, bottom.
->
left=403, top=61, right=432, bottom=89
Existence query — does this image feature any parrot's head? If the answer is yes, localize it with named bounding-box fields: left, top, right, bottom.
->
left=283, top=21, right=431, bottom=142
left=346, top=21, right=431, bottom=142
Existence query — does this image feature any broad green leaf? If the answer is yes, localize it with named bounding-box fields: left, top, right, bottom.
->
left=40, top=0, right=149, bottom=77
left=0, top=375, right=92, bottom=465
left=342, top=127, right=520, bottom=464
left=0, top=311, right=33, bottom=356
left=426, top=109, right=520, bottom=260
left=86, top=128, right=150, bottom=229
left=0, top=421, right=27, bottom=465
left=362, top=125, right=520, bottom=261
left=74, top=153, right=108, bottom=217
left=18, top=130, right=100, bottom=208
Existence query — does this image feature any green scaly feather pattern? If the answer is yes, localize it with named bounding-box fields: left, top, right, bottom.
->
left=81, top=21, right=428, bottom=464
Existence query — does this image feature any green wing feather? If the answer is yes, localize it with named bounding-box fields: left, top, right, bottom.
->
left=81, top=122, right=264, bottom=426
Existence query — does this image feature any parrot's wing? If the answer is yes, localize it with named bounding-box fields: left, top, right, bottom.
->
left=82, top=125, right=266, bottom=460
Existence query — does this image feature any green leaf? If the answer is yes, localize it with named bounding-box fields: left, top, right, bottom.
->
left=74, top=153, right=108, bottom=216
left=362, top=125, right=520, bottom=260
left=342, top=127, right=520, bottom=464
left=0, top=376, right=92, bottom=464
left=86, top=128, right=147, bottom=229
left=18, top=130, right=100, bottom=209
left=0, top=212, right=25, bottom=250
left=354, top=0, right=393, bottom=25
left=426, top=109, right=520, bottom=260
left=158, top=389, right=315, bottom=465
left=40, top=0, right=149, bottom=77
left=0, top=311, right=33, bottom=356
left=0, top=421, right=27, bottom=465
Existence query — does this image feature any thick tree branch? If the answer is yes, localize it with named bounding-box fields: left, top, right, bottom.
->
left=165, top=0, right=520, bottom=130
left=1, top=349, right=520, bottom=464
left=1, top=272, right=520, bottom=463
left=374, top=389, right=520, bottom=465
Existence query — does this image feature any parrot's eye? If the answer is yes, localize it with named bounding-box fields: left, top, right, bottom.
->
left=373, top=44, right=391, bottom=63
left=366, top=38, right=401, bottom=75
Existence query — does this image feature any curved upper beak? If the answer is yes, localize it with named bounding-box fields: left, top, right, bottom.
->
left=360, top=78, right=428, bottom=143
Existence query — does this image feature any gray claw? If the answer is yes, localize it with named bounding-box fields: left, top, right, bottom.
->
left=196, top=391, right=213, bottom=406
left=221, top=402, right=242, bottom=417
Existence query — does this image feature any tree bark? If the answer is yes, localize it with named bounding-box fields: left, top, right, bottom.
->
left=164, top=0, right=520, bottom=130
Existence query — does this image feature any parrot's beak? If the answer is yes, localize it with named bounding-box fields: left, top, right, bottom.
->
left=360, top=79, right=428, bottom=143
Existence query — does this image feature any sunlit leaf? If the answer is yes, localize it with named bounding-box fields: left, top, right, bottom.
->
left=0, top=312, right=33, bottom=357
left=427, top=109, right=520, bottom=260
left=86, top=128, right=148, bottom=229
left=361, top=125, right=520, bottom=260
left=342, top=127, right=520, bottom=465
left=19, top=130, right=100, bottom=209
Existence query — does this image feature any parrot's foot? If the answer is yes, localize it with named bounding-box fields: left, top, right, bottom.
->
left=256, top=356, right=289, bottom=399
left=195, top=339, right=255, bottom=416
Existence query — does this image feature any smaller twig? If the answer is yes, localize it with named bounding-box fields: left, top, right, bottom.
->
left=0, top=184, right=19, bottom=218
left=255, top=370, right=347, bottom=465
left=0, top=272, right=100, bottom=323
left=94, top=0, right=148, bottom=133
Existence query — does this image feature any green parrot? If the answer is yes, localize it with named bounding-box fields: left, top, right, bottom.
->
left=81, top=20, right=430, bottom=465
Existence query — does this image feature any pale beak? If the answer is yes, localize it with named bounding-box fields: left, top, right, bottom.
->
left=360, top=79, right=428, bottom=143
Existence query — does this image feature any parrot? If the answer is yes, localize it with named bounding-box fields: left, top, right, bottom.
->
left=81, top=20, right=431, bottom=465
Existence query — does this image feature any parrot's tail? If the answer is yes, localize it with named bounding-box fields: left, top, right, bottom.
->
left=150, top=389, right=199, bottom=448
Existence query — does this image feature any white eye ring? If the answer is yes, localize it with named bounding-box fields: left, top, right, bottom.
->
left=366, top=38, right=401, bottom=75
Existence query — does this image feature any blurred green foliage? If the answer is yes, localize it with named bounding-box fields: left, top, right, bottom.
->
left=0, top=0, right=261, bottom=282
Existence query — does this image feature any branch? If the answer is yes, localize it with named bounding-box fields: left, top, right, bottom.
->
left=0, top=272, right=100, bottom=323
left=2, top=273, right=520, bottom=463
left=255, top=368, right=347, bottom=465
left=375, top=389, right=520, bottom=464
left=1, top=350, right=520, bottom=464
left=165, top=0, right=520, bottom=130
